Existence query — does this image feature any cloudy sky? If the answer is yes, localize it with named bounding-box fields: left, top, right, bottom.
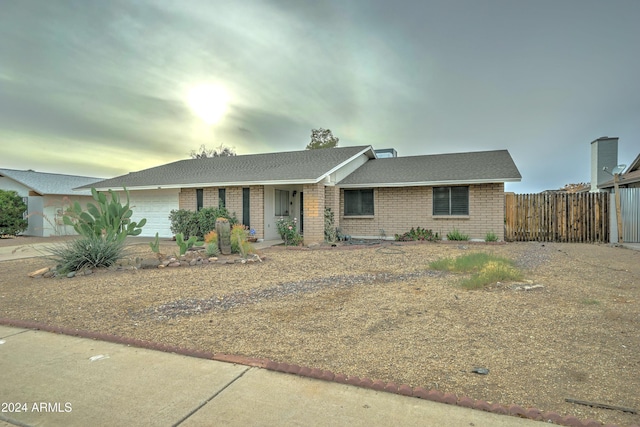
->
left=1, top=0, right=638, bottom=193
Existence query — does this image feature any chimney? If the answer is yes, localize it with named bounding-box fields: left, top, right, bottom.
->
left=590, top=136, right=618, bottom=192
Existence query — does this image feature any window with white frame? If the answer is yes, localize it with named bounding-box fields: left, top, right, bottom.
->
left=275, top=189, right=289, bottom=216
left=433, top=186, right=469, bottom=215
left=344, top=189, right=374, bottom=216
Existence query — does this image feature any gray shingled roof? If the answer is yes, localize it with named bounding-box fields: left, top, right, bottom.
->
left=338, top=150, right=521, bottom=187
left=82, top=146, right=374, bottom=190
left=0, top=168, right=103, bottom=195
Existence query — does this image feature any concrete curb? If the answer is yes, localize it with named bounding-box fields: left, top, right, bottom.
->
left=0, top=317, right=633, bottom=427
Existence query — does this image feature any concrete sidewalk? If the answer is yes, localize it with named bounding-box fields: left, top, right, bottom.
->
left=0, top=325, right=546, bottom=427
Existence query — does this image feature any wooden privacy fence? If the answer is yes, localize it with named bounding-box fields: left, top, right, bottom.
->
left=505, top=192, right=609, bottom=243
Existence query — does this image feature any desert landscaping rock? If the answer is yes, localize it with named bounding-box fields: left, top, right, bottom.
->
left=1, top=240, right=639, bottom=427
left=140, top=258, right=161, bottom=269
left=28, top=266, right=50, bottom=278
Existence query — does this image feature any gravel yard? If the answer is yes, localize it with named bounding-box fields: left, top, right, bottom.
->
left=1, top=239, right=639, bottom=426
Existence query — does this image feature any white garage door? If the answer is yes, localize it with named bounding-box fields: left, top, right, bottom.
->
left=126, top=189, right=179, bottom=238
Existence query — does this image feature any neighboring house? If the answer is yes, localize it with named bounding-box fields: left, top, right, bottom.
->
left=80, top=146, right=521, bottom=243
left=598, top=153, right=640, bottom=190
left=598, top=151, right=640, bottom=243
left=0, top=168, right=102, bottom=237
left=588, top=136, right=640, bottom=243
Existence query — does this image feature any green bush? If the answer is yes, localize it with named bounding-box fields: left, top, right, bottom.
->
left=446, top=228, right=469, bottom=241
left=276, top=217, right=303, bottom=246
left=429, top=252, right=496, bottom=272
left=429, top=252, right=522, bottom=289
left=168, top=209, right=199, bottom=239
left=169, top=207, right=238, bottom=240
left=485, top=231, right=498, bottom=242
left=48, top=236, right=126, bottom=273
left=394, top=227, right=439, bottom=241
left=205, top=242, right=219, bottom=257
left=0, top=190, right=28, bottom=236
left=230, top=224, right=247, bottom=254
left=63, top=188, right=146, bottom=243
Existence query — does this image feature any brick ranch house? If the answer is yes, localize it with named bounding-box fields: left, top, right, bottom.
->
left=79, top=146, right=521, bottom=243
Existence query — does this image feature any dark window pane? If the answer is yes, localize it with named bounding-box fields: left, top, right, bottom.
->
left=450, top=187, right=469, bottom=215
left=433, top=187, right=450, bottom=215
left=344, top=189, right=374, bottom=216
left=196, top=189, right=204, bottom=211
left=433, top=187, right=469, bottom=215
left=218, top=188, right=226, bottom=208
left=361, top=190, right=374, bottom=215
left=242, top=188, right=250, bottom=227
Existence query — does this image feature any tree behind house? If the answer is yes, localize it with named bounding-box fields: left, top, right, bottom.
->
left=190, top=143, right=236, bottom=158
left=0, top=190, right=28, bottom=236
left=306, top=128, right=339, bottom=149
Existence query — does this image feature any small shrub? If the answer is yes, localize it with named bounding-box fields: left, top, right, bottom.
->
left=276, top=217, right=303, bottom=246
left=395, top=227, right=439, bottom=242
left=168, top=209, right=199, bottom=239
left=230, top=224, right=247, bottom=253
left=429, top=252, right=521, bottom=289
left=230, top=224, right=254, bottom=257
left=48, top=236, right=126, bottom=273
left=239, top=240, right=252, bottom=257
left=485, top=231, right=498, bottom=242
left=0, top=189, right=28, bottom=236
left=461, top=261, right=521, bottom=289
left=204, top=230, right=218, bottom=244
left=205, top=242, right=219, bottom=257
left=168, top=207, right=238, bottom=240
left=446, top=228, right=469, bottom=241
left=199, top=208, right=236, bottom=237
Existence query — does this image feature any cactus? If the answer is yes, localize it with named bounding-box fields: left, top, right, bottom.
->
left=63, top=187, right=146, bottom=243
left=175, top=233, right=199, bottom=255
left=149, top=232, right=160, bottom=253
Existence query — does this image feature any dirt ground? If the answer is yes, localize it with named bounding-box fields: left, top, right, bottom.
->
left=0, top=238, right=638, bottom=426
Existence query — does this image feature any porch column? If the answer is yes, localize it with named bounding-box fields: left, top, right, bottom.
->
left=324, top=185, right=340, bottom=230
left=302, top=182, right=325, bottom=245
left=250, top=186, right=264, bottom=239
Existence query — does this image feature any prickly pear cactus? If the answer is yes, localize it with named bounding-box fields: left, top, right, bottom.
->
left=63, top=187, right=146, bottom=242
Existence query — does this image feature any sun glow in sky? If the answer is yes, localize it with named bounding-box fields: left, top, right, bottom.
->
left=1, top=1, right=639, bottom=191
left=186, top=84, right=230, bottom=125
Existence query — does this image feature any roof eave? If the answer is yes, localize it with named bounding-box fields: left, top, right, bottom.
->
left=338, top=177, right=522, bottom=188
left=89, top=178, right=323, bottom=191
left=0, top=173, right=38, bottom=194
